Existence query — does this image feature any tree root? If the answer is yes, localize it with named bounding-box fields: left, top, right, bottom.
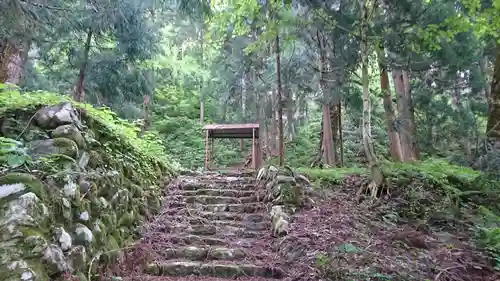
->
left=356, top=163, right=391, bottom=202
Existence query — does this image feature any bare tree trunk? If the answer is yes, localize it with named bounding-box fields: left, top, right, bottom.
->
left=338, top=102, right=344, bottom=167
left=330, top=102, right=340, bottom=164
left=276, top=34, right=285, bottom=166
left=74, top=29, right=93, bottom=102
left=0, top=37, right=31, bottom=85
left=393, top=69, right=414, bottom=161
left=285, top=84, right=296, bottom=140
left=199, top=16, right=205, bottom=124
left=486, top=43, right=500, bottom=141
left=270, top=89, right=277, bottom=155
left=359, top=0, right=377, bottom=165
left=317, top=30, right=336, bottom=166
left=376, top=45, right=403, bottom=161
left=402, top=70, right=420, bottom=159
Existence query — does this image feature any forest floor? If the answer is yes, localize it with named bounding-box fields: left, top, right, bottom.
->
left=107, top=170, right=500, bottom=281
left=284, top=174, right=500, bottom=281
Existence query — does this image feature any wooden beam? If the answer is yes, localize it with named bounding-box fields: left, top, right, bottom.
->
left=204, top=129, right=209, bottom=170
left=256, top=138, right=262, bottom=169
left=252, top=128, right=256, bottom=169
left=209, top=138, right=214, bottom=170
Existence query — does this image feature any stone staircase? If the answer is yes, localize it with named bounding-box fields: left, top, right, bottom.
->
left=131, top=171, right=286, bottom=280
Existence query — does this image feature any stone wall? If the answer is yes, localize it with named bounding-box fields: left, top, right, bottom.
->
left=0, top=102, right=175, bottom=281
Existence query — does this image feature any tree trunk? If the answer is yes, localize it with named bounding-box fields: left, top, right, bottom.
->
left=330, top=102, right=340, bottom=164
left=376, top=45, right=403, bottom=161
left=317, top=30, right=336, bottom=166
left=0, top=38, right=31, bottom=85
left=270, top=89, right=277, bottom=155
left=74, top=29, right=93, bottom=102
left=393, top=69, right=414, bottom=161
left=338, top=102, right=344, bottom=167
left=285, top=84, right=295, bottom=140
left=360, top=0, right=377, bottom=165
left=199, top=17, right=205, bottom=124
left=275, top=34, right=284, bottom=166
left=486, top=43, right=500, bottom=140
left=402, top=70, right=420, bottom=159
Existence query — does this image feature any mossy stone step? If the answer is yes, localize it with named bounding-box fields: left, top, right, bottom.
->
left=179, top=189, right=255, bottom=197
left=168, top=211, right=265, bottom=222
left=163, top=246, right=246, bottom=261
left=165, top=217, right=270, bottom=231
left=167, top=234, right=228, bottom=246
left=163, top=211, right=265, bottom=222
left=199, top=177, right=256, bottom=183
left=182, top=182, right=256, bottom=190
left=170, top=224, right=262, bottom=238
left=205, top=170, right=256, bottom=177
left=147, top=261, right=285, bottom=278
left=192, top=203, right=264, bottom=213
left=166, top=195, right=256, bottom=205
left=166, top=235, right=255, bottom=248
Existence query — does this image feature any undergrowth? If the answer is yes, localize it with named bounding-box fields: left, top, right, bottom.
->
left=0, top=83, right=179, bottom=170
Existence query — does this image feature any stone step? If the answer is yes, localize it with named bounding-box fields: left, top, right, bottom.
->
left=166, top=195, right=257, bottom=205
left=165, top=202, right=265, bottom=213
left=205, top=170, right=256, bottom=177
left=182, top=182, right=256, bottom=190
left=169, top=224, right=263, bottom=238
left=165, top=217, right=270, bottom=231
left=164, top=210, right=266, bottom=222
left=147, top=261, right=285, bottom=279
left=200, top=176, right=256, bottom=183
left=167, top=234, right=228, bottom=246
left=166, top=235, right=255, bottom=248
left=129, top=275, right=283, bottom=281
left=162, top=246, right=246, bottom=261
left=178, top=189, right=255, bottom=197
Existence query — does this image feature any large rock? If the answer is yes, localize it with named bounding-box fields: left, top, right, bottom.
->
left=1, top=192, right=49, bottom=240
left=27, top=138, right=78, bottom=159
left=74, top=224, right=93, bottom=246
left=52, top=124, right=86, bottom=149
left=34, top=102, right=83, bottom=130
left=42, top=244, right=71, bottom=275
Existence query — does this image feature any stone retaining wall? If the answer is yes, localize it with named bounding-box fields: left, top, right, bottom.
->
left=0, top=102, right=173, bottom=281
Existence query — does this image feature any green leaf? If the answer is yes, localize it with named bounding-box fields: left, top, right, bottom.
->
left=7, top=154, right=27, bottom=168
left=337, top=243, right=361, bottom=253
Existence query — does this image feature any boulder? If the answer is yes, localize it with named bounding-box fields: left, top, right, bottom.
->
left=74, top=224, right=93, bottom=246
left=55, top=227, right=72, bottom=251
left=52, top=124, right=86, bottom=149
left=270, top=205, right=290, bottom=237
left=1, top=192, right=49, bottom=240
left=27, top=138, right=78, bottom=159
left=34, top=102, right=83, bottom=130
left=42, top=244, right=71, bottom=275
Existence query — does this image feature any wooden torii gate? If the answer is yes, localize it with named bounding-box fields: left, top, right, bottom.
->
left=203, top=123, right=262, bottom=170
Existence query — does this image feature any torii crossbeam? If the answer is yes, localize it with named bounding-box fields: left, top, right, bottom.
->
left=202, top=123, right=262, bottom=170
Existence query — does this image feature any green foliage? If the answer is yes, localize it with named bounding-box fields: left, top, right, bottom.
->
left=0, top=137, right=31, bottom=169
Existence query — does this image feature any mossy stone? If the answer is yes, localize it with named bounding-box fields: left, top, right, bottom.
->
left=0, top=173, right=46, bottom=200
left=52, top=124, right=86, bottom=149
left=52, top=137, right=78, bottom=157
left=88, top=150, right=102, bottom=168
